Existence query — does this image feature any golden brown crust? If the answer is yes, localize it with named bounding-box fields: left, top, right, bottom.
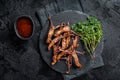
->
left=46, top=17, right=83, bottom=74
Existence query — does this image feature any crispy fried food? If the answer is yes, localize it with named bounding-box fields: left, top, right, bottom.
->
left=54, top=25, right=71, bottom=36
left=61, top=37, right=67, bottom=50
left=52, top=41, right=61, bottom=65
left=47, top=27, right=55, bottom=43
left=46, top=17, right=60, bottom=43
left=73, top=36, right=79, bottom=48
left=46, top=17, right=55, bottom=43
left=46, top=17, right=84, bottom=74
left=66, top=32, right=71, bottom=48
left=72, top=49, right=82, bottom=68
left=57, top=51, right=66, bottom=60
left=66, top=55, right=72, bottom=74
left=48, top=35, right=63, bottom=50
left=52, top=54, right=57, bottom=65
left=61, top=33, right=70, bottom=50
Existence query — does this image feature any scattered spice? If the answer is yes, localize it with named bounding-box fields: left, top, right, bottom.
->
left=16, top=17, right=33, bottom=38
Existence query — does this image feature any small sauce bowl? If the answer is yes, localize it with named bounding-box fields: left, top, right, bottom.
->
left=14, top=15, right=34, bottom=40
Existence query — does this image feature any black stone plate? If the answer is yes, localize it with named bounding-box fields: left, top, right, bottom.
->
left=39, top=10, right=104, bottom=76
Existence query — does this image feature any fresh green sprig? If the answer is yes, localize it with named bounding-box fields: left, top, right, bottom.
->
left=72, top=16, right=103, bottom=58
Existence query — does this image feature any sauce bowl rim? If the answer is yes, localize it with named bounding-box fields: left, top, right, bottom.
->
left=14, top=15, right=34, bottom=40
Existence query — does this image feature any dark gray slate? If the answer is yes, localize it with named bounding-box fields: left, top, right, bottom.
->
left=0, top=0, right=120, bottom=80
left=38, top=10, right=104, bottom=80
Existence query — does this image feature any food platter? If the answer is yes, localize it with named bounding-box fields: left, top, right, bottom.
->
left=39, top=10, right=104, bottom=75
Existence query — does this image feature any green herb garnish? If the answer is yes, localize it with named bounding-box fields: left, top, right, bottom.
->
left=72, top=16, right=103, bottom=58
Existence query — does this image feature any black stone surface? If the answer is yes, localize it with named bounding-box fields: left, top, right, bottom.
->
left=0, top=0, right=120, bottom=80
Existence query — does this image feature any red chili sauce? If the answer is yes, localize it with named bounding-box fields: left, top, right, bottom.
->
left=16, top=17, right=33, bottom=38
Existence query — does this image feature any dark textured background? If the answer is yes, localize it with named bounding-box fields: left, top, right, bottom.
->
left=0, top=0, right=120, bottom=80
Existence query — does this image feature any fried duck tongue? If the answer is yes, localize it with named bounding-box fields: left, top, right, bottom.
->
left=51, top=41, right=61, bottom=65
left=57, top=51, right=66, bottom=60
left=66, top=32, right=71, bottom=47
left=54, top=25, right=71, bottom=36
left=72, top=49, right=82, bottom=68
left=61, top=33, right=70, bottom=50
left=48, top=35, right=63, bottom=50
left=66, top=55, right=72, bottom=74
left=73, top=36, right=79, bottom=48
left=46, top=17, right=55, bottom=43
left=46, top=18, right=83, bottom=74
